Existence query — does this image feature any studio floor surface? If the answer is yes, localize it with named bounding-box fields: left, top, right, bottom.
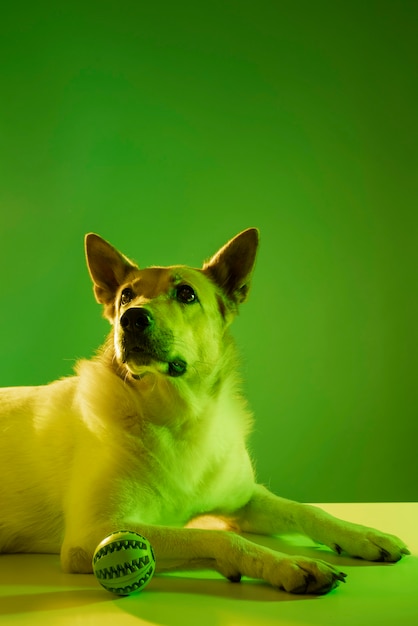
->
left=0, top=503, right=417, bottom=626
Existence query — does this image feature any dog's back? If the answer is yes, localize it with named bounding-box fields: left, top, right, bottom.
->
left=0, top=379, right=77, bottom=552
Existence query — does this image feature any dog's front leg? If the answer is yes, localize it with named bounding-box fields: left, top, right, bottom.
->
left=62, top=522, right=346, bottom=594
left=153, top=525, right=348, bottom=594
left=232, top=484, right=410, bottom=563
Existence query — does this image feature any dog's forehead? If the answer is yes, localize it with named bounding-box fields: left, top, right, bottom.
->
left=129, top=266, right=209, bottom=298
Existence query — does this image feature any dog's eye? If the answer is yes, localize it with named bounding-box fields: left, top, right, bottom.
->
left=176, top=284, right=198, bottom=304
left=120, top=288, right=134, bottom=305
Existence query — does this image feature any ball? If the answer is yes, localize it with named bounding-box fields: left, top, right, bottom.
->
left=92, top=530, right=156, bottom=596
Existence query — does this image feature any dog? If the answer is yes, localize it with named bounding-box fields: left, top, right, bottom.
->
left=0, top=228, right=409, bottom=594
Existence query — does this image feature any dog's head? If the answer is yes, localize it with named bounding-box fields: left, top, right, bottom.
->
left=85, top=229, right=259, bottom=385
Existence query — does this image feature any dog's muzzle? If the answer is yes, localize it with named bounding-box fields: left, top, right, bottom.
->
left=119, top=307, right=187, bottom=377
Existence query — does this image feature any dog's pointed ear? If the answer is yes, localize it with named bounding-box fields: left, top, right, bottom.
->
left=203, top=228, right=259, bottom=305
left=85, top=233, right=137, bottom=305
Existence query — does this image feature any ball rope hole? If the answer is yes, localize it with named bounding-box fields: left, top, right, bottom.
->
left=92, top=530, right=156, bottom=596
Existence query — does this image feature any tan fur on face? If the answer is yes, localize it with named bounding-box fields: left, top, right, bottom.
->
left=111, top=267, right=227, bottom=383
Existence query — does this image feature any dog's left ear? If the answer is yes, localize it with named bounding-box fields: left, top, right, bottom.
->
left=203, top=228, right=259, bottom=305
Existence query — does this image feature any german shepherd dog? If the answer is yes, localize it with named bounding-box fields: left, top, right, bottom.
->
left=0, top=229, right=409, bottom=594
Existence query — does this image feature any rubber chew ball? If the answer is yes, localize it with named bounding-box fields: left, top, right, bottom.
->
left=92, top=530, right=156, bottom=595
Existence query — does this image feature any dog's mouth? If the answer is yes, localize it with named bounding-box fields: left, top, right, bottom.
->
left=116, top=313, right=188, bottom=380
left=122, top=345, right=187, bottom=379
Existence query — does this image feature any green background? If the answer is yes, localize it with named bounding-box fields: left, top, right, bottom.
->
left=1, top=1, right=417, bottom=502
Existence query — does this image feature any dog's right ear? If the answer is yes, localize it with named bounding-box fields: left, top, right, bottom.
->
left=85, top=234, right=137, bottom=307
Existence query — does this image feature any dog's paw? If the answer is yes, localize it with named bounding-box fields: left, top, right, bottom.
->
left=216, top=536, right=347, bottom=595
left=273, top=556, right=347, bottom=595
left=330, top=527, right=410, bottom=563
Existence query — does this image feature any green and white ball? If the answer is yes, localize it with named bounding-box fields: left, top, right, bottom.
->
left=92, top=530, right=156, bottom=596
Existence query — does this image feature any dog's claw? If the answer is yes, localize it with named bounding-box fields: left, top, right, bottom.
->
left=292, top=573, right=314, bottom=594
left=228, top=573, right=242, bottom=583
left=377, top=548, right=391, bottom=562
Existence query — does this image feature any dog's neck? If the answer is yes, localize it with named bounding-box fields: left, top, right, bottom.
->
left=84, top=330, right=242, bottom=429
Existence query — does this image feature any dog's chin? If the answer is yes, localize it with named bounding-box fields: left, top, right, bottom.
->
left=128, top=364, right=162, bottom=381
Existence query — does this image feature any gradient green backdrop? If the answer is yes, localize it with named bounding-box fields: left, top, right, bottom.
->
left=1, top=1, right=417, bottom=502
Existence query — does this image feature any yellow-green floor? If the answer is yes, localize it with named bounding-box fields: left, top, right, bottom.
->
left=0, top=504, right=416, bottom=626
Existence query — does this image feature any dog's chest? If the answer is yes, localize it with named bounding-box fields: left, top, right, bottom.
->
left=129, top=416, right=254, bottom=523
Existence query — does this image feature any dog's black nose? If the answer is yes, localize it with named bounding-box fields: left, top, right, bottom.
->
left=120, top=307, right=154, bottom=331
